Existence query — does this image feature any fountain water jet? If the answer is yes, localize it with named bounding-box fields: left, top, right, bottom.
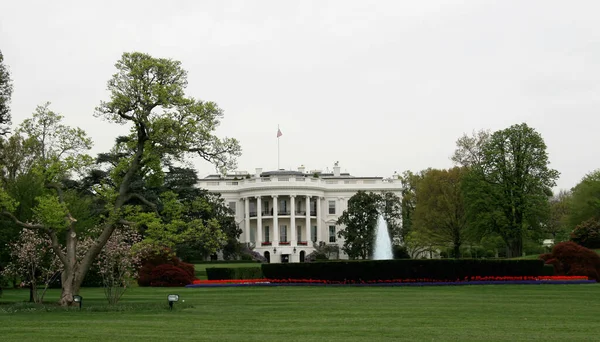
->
left=373, top=215, right=393, bottom=260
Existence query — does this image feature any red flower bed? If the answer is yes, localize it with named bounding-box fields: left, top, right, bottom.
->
left=191, top=275, right=589, bottom=285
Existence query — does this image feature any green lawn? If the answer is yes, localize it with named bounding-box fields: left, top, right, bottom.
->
left=1, top=284, right=599, bottom=341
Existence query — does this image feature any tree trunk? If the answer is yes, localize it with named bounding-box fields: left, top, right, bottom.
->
left=29, top=283, right=34, bottom=303
left=453, top=243, right=461, bottom=259
left=507, top=237, right=523, bottom=258
left=59, top=270, right=83, bottom=306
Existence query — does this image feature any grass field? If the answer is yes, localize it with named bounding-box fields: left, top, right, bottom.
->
left=1, top=284, right=599, bottom=341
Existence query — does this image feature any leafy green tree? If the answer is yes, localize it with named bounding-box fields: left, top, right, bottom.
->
left=0, top=50, right=12, bottom=135
left=545, top=190, right=572, bottom=242
left=461, top=123, right=559, bottom=257
left=336, top=191, right=401, bottom=259
left=568, top=170, right=600, bottom=229
left=399, top=170, right=424, bottom=241
left=0, top=52, right=241, bottom=306
left=413, top=167, right=470, bottom=258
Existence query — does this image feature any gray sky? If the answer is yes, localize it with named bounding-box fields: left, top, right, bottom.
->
left=1, top=0, right=599, bottom=191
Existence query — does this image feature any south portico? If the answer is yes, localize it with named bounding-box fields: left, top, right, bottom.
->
left=241, top=192, right=325, bottom=263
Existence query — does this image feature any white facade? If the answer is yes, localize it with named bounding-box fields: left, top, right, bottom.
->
left=197, top=164, right=402, bottom=263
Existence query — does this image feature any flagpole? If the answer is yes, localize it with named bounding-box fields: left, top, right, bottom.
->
left=277, top=124, right=280, bottom=170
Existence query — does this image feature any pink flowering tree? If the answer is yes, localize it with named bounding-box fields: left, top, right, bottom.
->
left=95, top=227, right=141, bottom=304
left=1, top=229, right=62, bottom=303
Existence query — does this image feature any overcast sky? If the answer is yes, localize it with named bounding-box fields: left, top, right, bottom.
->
left=1, top=0, right=599, bottom=191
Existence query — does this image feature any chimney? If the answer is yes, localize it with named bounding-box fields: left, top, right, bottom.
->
left=333, top=161, right=341, bottom=177
left=298, top=165, right=305, bottom=174
left=255, top=168, right=262, bottom=178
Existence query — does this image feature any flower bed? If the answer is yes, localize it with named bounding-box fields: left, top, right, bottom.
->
left=187, top=276, right=595, bottom=287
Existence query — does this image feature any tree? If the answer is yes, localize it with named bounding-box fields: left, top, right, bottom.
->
left=451, top=129, right=490, bottom=168
left=398, top=170, right=424, bottom=241
left=567, top=170, right=600, bottom=229
left=0, top=52, right=241, bottom=306
left=336, top=191, right=401, bottom=259
left=461, top=123, right=559, bottom=257
left=1, top=229, right=62, bottom=303
left=545, top=190, right=572, bottom=242
left=94, top=226, right=141, bottom=304
left=413, top=167, right=470, bottom=258
left=570, top=218, right=600, bottom=249
left=0, top=50, right=13, bottom=135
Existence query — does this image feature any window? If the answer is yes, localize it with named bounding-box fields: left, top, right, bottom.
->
left=329, top=225, right=336, bottom=243
left=250, top=227, right=255, bottom=243
left=280, top=199, right=288, bottom=214
left=328, top=200, right=336, bottom=214
left=280, top=225, right=287, bottom=242
left=296, top=201, right=302, bottom=214
left=263, top=200, right=270, bottom=215
left=311, top=225, right=317, bottom=242
left=297, top=226, right=302, bottom=242
left=264, top=226, right=270, bottom=242
left=229, top=201, right=236, bottom=215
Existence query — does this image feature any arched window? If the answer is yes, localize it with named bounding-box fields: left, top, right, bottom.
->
left=264, top=251, right=271, bottom=263
left=299, top=250, right=305, bottom=262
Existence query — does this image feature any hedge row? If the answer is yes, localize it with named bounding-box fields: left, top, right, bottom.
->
left=206, top=267, right=264, bottom=280
left=191, top=260, right=261, bottom=265
left=261, top=259, right=550, bottom=282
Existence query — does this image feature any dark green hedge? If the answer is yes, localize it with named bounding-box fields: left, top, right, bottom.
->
left=261, top=259, right=547, bottom=281
left=206, top=267, right=264, bottom=280
left=190, top=260, right=261, bottom=265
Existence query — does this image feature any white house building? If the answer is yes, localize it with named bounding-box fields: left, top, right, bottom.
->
left=197, top=163, right=403, bottom=263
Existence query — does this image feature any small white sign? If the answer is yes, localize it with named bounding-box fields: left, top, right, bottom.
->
left=168, top=294, right=179, bottom=302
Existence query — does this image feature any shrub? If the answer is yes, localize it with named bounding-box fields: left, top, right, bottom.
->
left=540, top=241, right=600, bottom=280
left=206, top=267, right=263, bottom=280
left=137, top=247, right=196, bottom=286
left=262, top=259, right=547, bottom=282
left=570, top=219, right=600, bottom=249
left=149, top=264, right=194, bottom=287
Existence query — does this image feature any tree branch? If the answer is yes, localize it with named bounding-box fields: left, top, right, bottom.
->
left=126, top=193, right=159, bottom=214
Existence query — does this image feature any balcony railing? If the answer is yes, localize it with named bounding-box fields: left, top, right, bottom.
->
left=262, top=210, right=273, bottom=216
left=249, top=211, right=257, bottom=217
left=310, top=210, right=317, bottom=216
left=278, top=210, right=290, bottom=215
left=295, top=211, right=306, bottom=215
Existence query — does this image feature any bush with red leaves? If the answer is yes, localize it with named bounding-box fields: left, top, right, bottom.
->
left=137, top=248, right=196, bottom=286
left=149, top=264, right=194, bottom=287
left=540, top=241, right=600, bottom=281
left=570, top=218, right=600, bottom=249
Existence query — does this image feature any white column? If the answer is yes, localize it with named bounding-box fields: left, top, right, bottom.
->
left=290, top=195, right=296, bottom=246
left=317, top=196, right=322, bottom=243
left=244, top=197, right=250, bottom=243
left=272, top=195, right=279, bottom=245
left=305, top=195, right=310, bottom=244
left=256, top=196, right=262, bottom=245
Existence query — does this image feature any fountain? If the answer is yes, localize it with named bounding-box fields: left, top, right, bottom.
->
left=372, top=214, right=393, bottom=260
